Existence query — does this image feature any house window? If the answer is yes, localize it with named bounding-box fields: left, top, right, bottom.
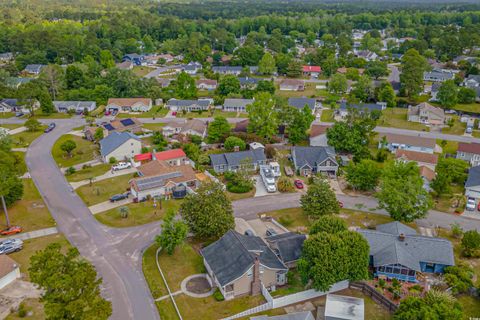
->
left=393, top=267, right=400, bottom=274
left=378, top=266, right=384, bottom=272
left=401, top=269, right=408, bottom=275
left=385, top=266, right=393, bottom=273
left=247, top=268, right=253, bottom=278
left=408, top=270, right=415, bottom=276
left=259, top=266, right=264, bottom=274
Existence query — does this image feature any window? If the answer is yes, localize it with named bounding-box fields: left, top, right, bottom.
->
left=401, top=269, right=408, bottom=275
left=385, top=267, right=393, bottom=273
left=378, top=266, right=385, bottom=272
left=408, top=270, right=415, bottom=276
left=247, top=268, right=253, bottom=278
left=393, top=267, right=400, bottom=274
left=259, top=266, right=264, bottom=274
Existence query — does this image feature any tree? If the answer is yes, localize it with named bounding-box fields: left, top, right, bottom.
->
left=99, top=50, right=115, bottom=69
left=29, top=243, right=112, bottom=320
left=437, top=80, right=459, bottom=108
left=377, top=83, right=396, bottom=108
left=65, top=65, right=85, bottom=89
left=151, top=131, right=167, bottom=150
left=461, top=230, right=480, bottom=257
left=182, top=143, right=200, bottom=162
left=207, top=116, right=231, bottom=143
left=436, top=158, right=469, bottom=185
left=217, top=75, right=241, bottom=96
left=365, top=61, right=388, bottom=79
left=394, top=290, right=463, bottom=320
left=39, top=64, right=64, bottom=101
left=458, top=87, right=476, bottom=104
left=444, top=264, right=474, bottom=295
left=300, top=178, right=340, bottom=218
left=24, top=118, right=41, bottom=132
left=94, top=127, right=104, bottom=142
left=180, top=181, right=234, bottom=239
left=286, top=60, right=302, bottom=78
left=377, top=161, right=432, bottom=222
left=275, top=53, right=292, bottom=75
left=155, top=209, right=188, bottom=255
left=287, top=106, right=314, bottom=145
left=309, top=215, right=347, bottom=235
left=328, top=73, right=348, bottom=94
left=258, top=52, right=276, bottom=75
left=247, top=92, right=278, bottom=139
left=60, top=140, right=77, bottom=157
left=400, top=49, right=428, bottom=98
left=351, top=75, right=373, bottom=102
left=175, top=72, right=197, bottom=99
left=345, top=159, right=382, bottom=191
left=224, top=136, right=246, bottom=151
left=256, top=80, right=275, bottom=95
left=298, top=230, right=369, bottom=291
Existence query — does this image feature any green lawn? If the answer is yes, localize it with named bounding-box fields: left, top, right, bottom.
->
left=94, top=199, right=182, bottom=227
left=320, top=108, right=334, bottom=122
left=442, top=116, right=467, bottom=135
left=115, top=106, right=168, bottom=118
left=76, top=174, right=135, bottom=206
left=10, top=127, right=46, bottom=147
left=132, top=66, right=155, bottom=77
left=275, top=82, right=319, bottom=98
left=32, top=112, right=72, bottom=119
left=0, top=123, right=22, bottom=130
left=378, top=108, right=429, bottom=132
left=226, top=188, right=256, bottom=201
left=52, top=134, right=98, bottom=167
left=65, top=164, right=111, bottom=182
left=175, top=109, right=243, bottom=119
left=0, top=179, right=55, bottom=232
left=437, top=139, right=459, bottom=155
left=473, top=130, right=480, bottom=138
left=0, top=112, right=14, bottom=119
left=451, top=103, right=480, bottom=113
left=142, top=123, right=166, bottom=131
left=457, top=295, right=480, bottom=319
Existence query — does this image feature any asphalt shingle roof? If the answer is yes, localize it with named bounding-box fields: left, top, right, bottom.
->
left=292, top=146, right=336, bottom=169
left=466, top=165, right=480, bottom=188
left=100, top=132, right=140, bottom=157
left=288, top=97, right=316, bottom=110
left=339, top=101, right=384, bottom=112
left=223, top=99, right=254, bottom=109
left=266, top=232, right=306, bottom=264
left=209, top=149, right=266, bottom=168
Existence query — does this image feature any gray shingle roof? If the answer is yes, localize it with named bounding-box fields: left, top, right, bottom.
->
left=223, top=99, right=254, bottom=109
left=201, top=230, right=287, bottom=287
left=358, top=222, right=454, bottom=271
left=292, top=146, right=336, bottom=170
left=212, top=66, right=243, bottom=73
left=53, top=101, right=96, bottom=112
left=424, top=70, right=455, bottom=81
left=339, top=101, right=384, bottom=112
left=100, top=132, right=140, bottom=157
left=376, top=221, right=417, bottom=236
left=167, top=99, right=210, bottom=108
left=238, top=77, right=259, bottom=86
left=24, top=64, right=45, bottom=73
left=466, top=165, right=480, bottom=188
left=210, top=149, right=266, bottom=168
left=288, top=98, right=316, bottom=110
left=266, top=232, right=306, bottom=264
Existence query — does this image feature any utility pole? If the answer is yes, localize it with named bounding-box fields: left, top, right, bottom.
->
left=1, top=195, right=10, bottom=227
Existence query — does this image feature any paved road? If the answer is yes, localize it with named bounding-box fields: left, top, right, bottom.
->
left=26, top=119, right=161, bottom=320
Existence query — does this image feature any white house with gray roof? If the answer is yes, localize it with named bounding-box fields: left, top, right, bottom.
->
left=165, top=98, right=211, bottom=112
left=291, top=146, right=338, bottom=177
left=99, top=131, right=142, bottom=162
left=423, top=70, right=455, bottom=82
left=53, top=101, right=96, bottom=113
left=23, top=64, right=45, bottom=75
left=209, top=148, right=266, bottom=173
left=465, top=165, right=480, bottom=202
left=223, top=98, right=254, bottom=113
left=212, top=66, right=243, bottom=75
left=288, top=97, right=318, bottom=113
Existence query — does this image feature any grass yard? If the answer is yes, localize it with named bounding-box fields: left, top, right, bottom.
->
left=76, top=173, right=134, bottom=206
left=473, top=130, right=480, bottom=138
left=0, top=179, right=55, bottom=232
left=94, top=199, right=182, bottom=227
left=442, top=116, right=467, bottom=135
left=437, top=139, right=459, bottom=155
left=378, top=108, right=429, bottom=132
left=6, top=298, right=45, bottom=320
left=132, top=66, right=155, bottom=77
left=0, top=123, right=22, bottom=130
left=0, top=112, right=14, bottom=119
left=116, top=106, right=168, bottom=119
left=320, top=108, right=334, bottom=122
left=275, top=82, right=319, bottom=98
left=32, top=112, right=72, bottom=119
left=52, top=134, right=98, bottom=168
left=10, top=127, right=46, bottom=147
left=65, top=164, right=111, bottom=182
left=226, top=188, right=256, bottom=201
left=452, top=103, right=480, bottom=114
left=142, top=123, right=166, bottom=131
left=457, top=295, right=480, bottom=319
left=212, top=109, right=247, bottom=118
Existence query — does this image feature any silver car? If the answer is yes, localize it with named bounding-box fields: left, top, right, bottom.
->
left=0, top=239, right=23, bottom=254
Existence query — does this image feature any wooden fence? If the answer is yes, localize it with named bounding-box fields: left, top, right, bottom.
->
left=350, top=281, right=398, bottom=313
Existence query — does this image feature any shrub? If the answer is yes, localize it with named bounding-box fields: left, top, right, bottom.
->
left=224, top=171, right=253, bottom=194
left=277, top=176, right=294, bottom=192
left=65, top=167, right=76, bottom=175
left=82, top=164, right=92, bottom=170
left=213, top=288, right=225, bottom=301
left=109, top=157, right=117, bottom=164
left=450, top=223, right=463, bottom=239
left=118, top=206, right=129, bottom=219
left=17, top=303, right=27, bottom=318
left=461, top=230, right=480, bottom=257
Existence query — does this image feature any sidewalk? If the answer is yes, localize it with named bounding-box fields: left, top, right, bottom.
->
left=7, top=126, right=27, bottom=135
left=89, top=198, right=133, bottom=214
left=70, top=167, right=137, bottom=190
left=7, top=227, right=58, bottom=241
left=11, top=147, right=27, bottom=152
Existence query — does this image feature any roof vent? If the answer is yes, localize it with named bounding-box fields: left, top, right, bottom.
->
left=399, top=233, right=406, bottom=241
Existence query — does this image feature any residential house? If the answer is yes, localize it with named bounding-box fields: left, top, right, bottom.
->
left=116, top=61, right=134, bottom=70
left=465, top=165, right=480, bottom=202
left=251, top=312, right=314, bottom=320
left=288, top=97, right=318, bottom=113
left=106, top=98, right=152, bottom=113
left=355, top=50, right=378, bottom=61
left=453, top=56, right=478, bottom=66
left=302, top=65, right=321, bottom=77
left=429, top=83, right=441, bottom=102
left=196, top=79, right=217, bottom=90
left=462, top=75, right=480, bottom=102
left=102, top=118, right=143, bottom=134
left=379, top=133, right=436, bottom=154
left=182, top=62, right=202, bottom=75
left=423, top=70, right=454, bottom=82
left=134, top=149, right=189, bottom=166
left=5, top=77, right=33, bottom=89
left=336, top=101, right=386, bottom=120
left=291, top=146, right=338, bottom=176
left=122, top=53, right=144, bottom=66
left=223, top=99, right=254, bottom=113
left=158, top=54, right=175, bottom=63
left=0, top=52, right=13, bottom=63
left=201, top=230, right=288, bottom=300
left=358, top=221, right=455, bottom=282
left=324, top=294, right=364, bottom=320
left=0, top=99, right=39, bottom=114
left=239, top=77, right=260, bottom=89
left=99, top=132, right=142, bottom=162
left=457, top=142, right=480, bottom=167
left=212, top=66, right=243, bottom=75
left=407, top=102, right=445, bottom=125
left=53, top=101, right=96, bottom=114
left=395, top=150, right=438, bottom=171
left=156, top=78, right=172, bottom=88
left=309, top=124, right=329, bottom=147
left=162, top=119, right=207, bottom=138
left=143, top=54, right=160, bottom=66
left=23, top=64, right=45, bottom=75
left=0, top=255, right=21, bottom=290
left=210, top=148, right=267, bottom=173
left=130, top=159, right=198, bottom=201
left=279, top=79, right=305, bottom=91
left=165, top=99, right=211, bottom=112
left=265, top=232, right=306, bottom=268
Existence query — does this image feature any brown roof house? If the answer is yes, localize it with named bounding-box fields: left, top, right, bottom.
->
left=408, top=102, right=445, bottom=125
left=395, top=149, right=439, bottom=170
left=457, top=142, right=480, bottom=167
left=106, top=98, right=152, bottom=113
left=0, top=255, right=20, bottom=290
left=162, top=119, right=207, bottom=139
left=379, top=133, right=436, bottom=154
left=130, top=159, right=198, bottom=201
left=309, top=124, right=329, bottom=147
left=279, top=79, right=305, bottom=91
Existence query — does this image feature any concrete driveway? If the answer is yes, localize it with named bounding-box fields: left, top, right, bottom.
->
left=254, top=175, right=280, bottom=197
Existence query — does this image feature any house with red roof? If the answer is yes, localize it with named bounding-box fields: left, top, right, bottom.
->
left=134, top=149, right=188, bottom=166
left=302, top=65, right=321, bottom=77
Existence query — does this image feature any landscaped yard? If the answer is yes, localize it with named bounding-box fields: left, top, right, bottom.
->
left=76, top=174, right=134, bottom=206
left=442, top=116, right=467, bottom=135
left=320, top=108, right=334, bottom=122
left=10, top=127, right=46, bottom=147
left=65, top=164, right=111, bottom=182
left=116, top=106, right=168, bottom=118
left=378, top=108, right=429, bottom=132
left=0, top=179, right=55, bottom=232
left=132, top=66, right=155, bottom=77
left=0, top=123, right=22, bottom=130
left=436, top=139, right=458, bottom=155
left=0, top=112, right=14, bottom=119
left=226, top=188, right=256, bottom=201
left=52, top=134, right=98, bottom=167
left=452, top=103, right=480, bottom=114
left=31, top=112, right=72, bottom=119
left=142, top=123, right=166, bottom=131
left=275, top=82, right=319, bottom=98
left=94, top=199, right=182, bottom=227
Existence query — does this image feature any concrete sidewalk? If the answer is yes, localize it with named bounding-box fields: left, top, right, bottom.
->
left=7, top=227, right=58, bottom=240
left=89, top=198, right=133, bottom=214
left=7, top=126, right=27, bottom=135
left=70, top=167, right=137, bottom=190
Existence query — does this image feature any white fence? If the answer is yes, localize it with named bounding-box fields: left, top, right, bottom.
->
left=221, top=280, right=349, bottom=320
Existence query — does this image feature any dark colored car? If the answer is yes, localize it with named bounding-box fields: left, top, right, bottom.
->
left=0, top=226, right=22, bottom=236
left=15, top=112, right=24, bottom=117
left=110, top=193, right=128, bottom=202
left=294, top=179, right=304, bottom=189
left=44, top=123, right=56, bottom=133
left=338, top=201, right=344, bottom=208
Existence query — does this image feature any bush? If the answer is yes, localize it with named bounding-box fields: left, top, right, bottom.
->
left=17, top=303, right=27, bottom=318
left=277, top=176, right=294, bottom=192
left=65, top=167, right=76, bottom=175
left=224, top=171, right=253, bottom=194
left=461, top=230, right=480, bottom=257
left=213, top=288, right=224, bottom=301
left=109, top=157, right=117, bottom=164
left=450, top=223, right=463, bottom=239
left=82, top=164, right=92, bottom=170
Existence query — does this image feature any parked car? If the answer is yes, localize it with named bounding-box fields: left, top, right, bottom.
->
left=0, top=241, right=23, bottom=255
left=0, top=239, right=23, bottom=247
left=44, top=123, right=56, bottom=133
left=477, top=202, right=480, bottom=211
left=112, top=162, right=132, bottom=171
left=466, top=126, right=473, bottom=134
left=266, top=228, right=277, bottom=237
left=0, top=226, right=22, bottom=236
left=284, top=166, right=294, bottom=177
left=294, top=179, right=304, bottom=189
left=172, top=111, right=177, bottom=116
left=15, top=112, right=24, bottom=117
left=466, top=198, right=476, bottom=211
left=338, top=201, right=344, bottom=208
left=110, top=193, right=129, bottom=202
left=111, top=110, right=118, bottom=116
left=104, top=110, right=111, bottom=116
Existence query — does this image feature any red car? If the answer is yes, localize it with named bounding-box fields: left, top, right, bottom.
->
left=0, top=226, right=22, bottom=236
left=338, top=201, right=344, bottom=208
left=172, top=111, right=177, bottom=116
left=294, top=179, right=304, bottom=189
left=104, top=110, right=111, bottom=116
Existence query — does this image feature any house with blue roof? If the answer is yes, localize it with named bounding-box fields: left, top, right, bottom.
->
left=122, top=53, right=144, bottom=66
left=335, top=101, right=386, bottom=120
left=99, top=132, right=142, bottom=163
left=209, top=148, right=266, bottom=173
left=358, top=222, right=454, bottom=282
left=291, top=146, right=338, bottom=177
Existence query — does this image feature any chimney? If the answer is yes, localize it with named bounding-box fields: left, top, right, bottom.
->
left=399, top=233, right=405, bottom=241
left=251, top=257, right=261, bottom=296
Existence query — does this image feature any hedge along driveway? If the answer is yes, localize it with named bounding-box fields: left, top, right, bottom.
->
left=52, top=134, right=99, bottom=168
